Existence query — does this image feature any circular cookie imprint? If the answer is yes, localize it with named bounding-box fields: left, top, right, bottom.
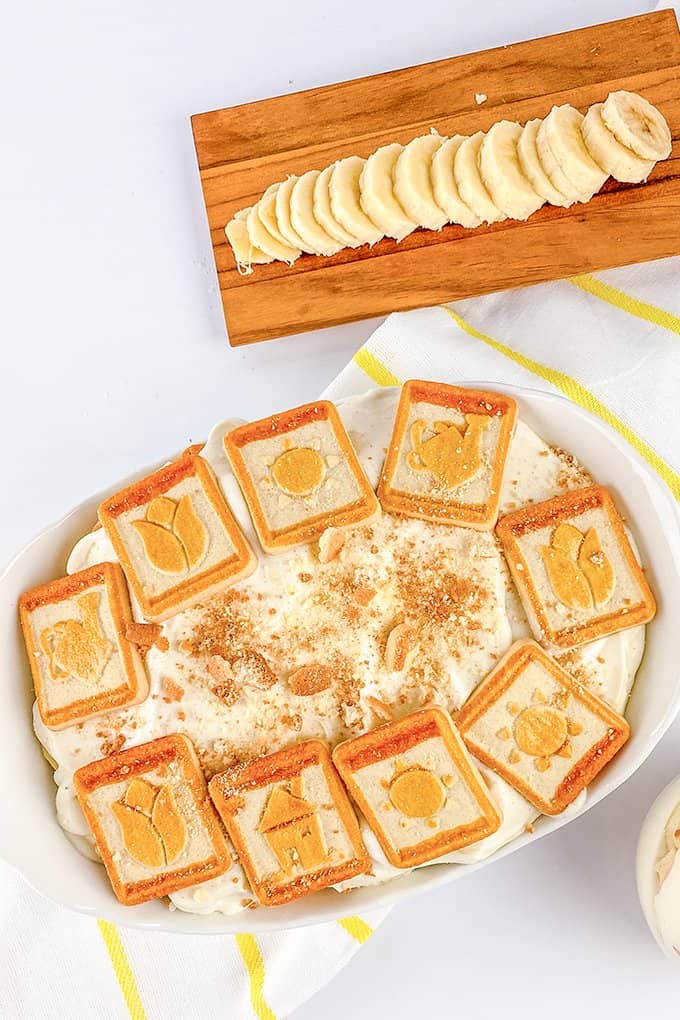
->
left=517, top=119, right=572, bottom=208
left=514, top=706, right=568, bottom=757
left=360, top=143, right=417, bottom=241
left=313, top=165, right=363, bottom=248
left=454, top=131, right=507, bottom=224
left=601, top=90, right=672, bottom=162
left=479, top=121, right=544, bottom=220
left=271, top=448, right=326, bottom=496
left=389, top=768, right=445, bottom=818
left=537, top=105, right=608, bottom=203
left=290, top=171, right=344, bottom=257
left=225, top=209, right=273, bottom=274
left=394, top=134, right=448, bottom=231
left=581, top=103, right=654, bottom=184
left=431, top=135, right=482, bottom=228
left=329, top=156, right=383, bottom=245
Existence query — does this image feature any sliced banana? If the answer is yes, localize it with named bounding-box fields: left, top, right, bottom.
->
left=329, top=156, right=383, bottom=245
left=313, top=165, right=363, bottom=248
left=360, top=143, right=417, bottom=241
left=394, top=134, right=448, bottom=231
left=537, top=106, right=607, bottom=203
left=479, top=121, right=544, bottom=220
left=247, top=197, right=300, bottom=264
left=601, top=90, right=672, bottom=162
left=225, top=208, right=272, bottom=274
left=454, top=132, right=506, bottom=224
left=581, top=103, right=654, bottom=184
left=258, top=183, right=302, bottom=255
left=431, top=136, right=482, bottom=228
left=290, top=170, right=343, bottom=256
left=517, top=119, right=572, bottom=207
left=275, top=176, right=316, bottom=254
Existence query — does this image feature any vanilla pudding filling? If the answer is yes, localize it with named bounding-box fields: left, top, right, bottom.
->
left=33, top=388, right=645, bottom=914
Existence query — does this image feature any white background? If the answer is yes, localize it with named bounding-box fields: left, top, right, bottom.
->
left=2, top=0, right=680, bottom=1016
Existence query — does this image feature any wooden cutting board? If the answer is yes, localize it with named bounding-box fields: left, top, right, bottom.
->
left=191, top=11, right=680, bottom=347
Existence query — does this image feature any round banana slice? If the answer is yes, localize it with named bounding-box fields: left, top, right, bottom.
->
left=360, top=143, right=417, bottom=241
left=601, top=91, right=671, bottom=162
left=275, top=177, right=316, bottom=254
left=479, top=121, right=544, bottom=220
left=537, top=105, right=607, bottom=203
left=582, top=103, right=654, bottom=184
left=517, top=119, right=572, bottom=207
left=313, top=165, right=363, bottom=248
left=453, top=132, right=506, bottom=224
left=431, top=135, right=481, bottom=228
left=258, top=183, right=303, bottom=256
left=329, top=156, right=383, bottom=245
left=225, top=208, right=272, bottom=274
left=247, top=198, right=300, bottom=264
left=290, top=171, right=343, bottom=256
left=394, top=134, right=448, bottom=231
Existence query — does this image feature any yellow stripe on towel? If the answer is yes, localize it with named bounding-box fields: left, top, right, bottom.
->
left=338, top=915, right=374, bottom=944
left=97, top=920, right=148, bottom=1020
left=441, top=305, right=680, bottom=501
left=569, top=274, right=680, bottom=336
left=235, top=933, right=278, bottom=1020
left=353, top=349, right=401, bottom=387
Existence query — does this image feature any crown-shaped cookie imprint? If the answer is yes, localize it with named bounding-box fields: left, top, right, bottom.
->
left=39, top=591, right=112, bottom=683
left=111, top=777, right=187, bottom=869
left=132, top=495, right=208, bottom=575
left=407, top=414, right=490, bottom=489
left=541, top=523, right=614, bottom=610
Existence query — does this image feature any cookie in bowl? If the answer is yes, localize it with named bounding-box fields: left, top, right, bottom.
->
left=99, top=453, right=256, bottom=621
left=19, top=562, right=148, bottom=730
left=456, top=640, right=630, bottom=815
left=496, top=484, right=656, bottom=649
left=377, top=380, right=516, bottom=529
left=223, top=400, right=379, bottom=553
left=74, top=733, right=231, bottom=905
left=332, top=707, right=500, bottom=867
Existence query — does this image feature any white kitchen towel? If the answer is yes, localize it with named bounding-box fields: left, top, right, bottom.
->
left=4, top=257, right=678, bottom=1020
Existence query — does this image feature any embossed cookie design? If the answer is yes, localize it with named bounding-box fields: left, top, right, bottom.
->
left=223, top=401, right=379, bottom=553
left=209, top=739, right=369, bottom=905
left=456, top=640, right=630, bottom=814
left=496, top=485, right=656, bottom=649
left=19, top=563, right=149, bottom=730
left=332, top=707, right=500, bottom=868
left=74, top=734, right=231, bottom=905
left=99, top=453, right=256, bottom=621
left=378, top=380, right=517, bottom=529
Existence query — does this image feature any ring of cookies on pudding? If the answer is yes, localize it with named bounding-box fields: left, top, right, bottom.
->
left=20, top=381, right=655, bottom=907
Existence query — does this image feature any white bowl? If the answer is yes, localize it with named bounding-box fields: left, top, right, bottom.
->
left=636, top=775, right=680, bottom=956
left=2, top=382, right=680, bottom=934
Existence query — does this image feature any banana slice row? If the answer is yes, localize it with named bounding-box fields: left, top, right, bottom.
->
left=226, top=91, right=671, bottom=273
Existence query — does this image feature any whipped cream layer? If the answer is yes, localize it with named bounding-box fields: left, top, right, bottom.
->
left=33, top=387, right=645, bottom=914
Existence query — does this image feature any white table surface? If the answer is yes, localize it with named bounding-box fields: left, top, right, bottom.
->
left=2, top=0, right=679, bottom=1015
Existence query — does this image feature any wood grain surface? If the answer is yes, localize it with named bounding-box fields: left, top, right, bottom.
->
left=191, top=11, right=680, bottom=346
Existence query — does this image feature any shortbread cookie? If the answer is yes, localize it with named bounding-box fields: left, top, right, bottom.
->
left=332, top=708, right=500, bottom=868
left=456, top=640, right=630, bottom=815
left=19, top=563, right=148, bottom=730
left=496, top=485, right=656, bottom=649
left=209, top=739, right=369, bottom=905
left=74, top=734, right=231, bottom=905
left=377, top=380, right=517, bottom=529
left=223, top=401, right=379, bottom=553
left=99, top=454, right=256, bottom=622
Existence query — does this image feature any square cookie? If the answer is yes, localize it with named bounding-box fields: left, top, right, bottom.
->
left=377, top=380, right=517, bottom=529
left=99, top=453, right=256, bottom=622
left=456, top=640, right=630, bottom=815
left=496, top=485, right=656, bottom=650
left=223, top=401, right=379, bottom=553
left=332, top=708, right=500, bottom=868
left=209, top=739, right=369, bottom=905
left=19, top=563, right=148, bottom=730
left=74, top=733, right=231, bottom=905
